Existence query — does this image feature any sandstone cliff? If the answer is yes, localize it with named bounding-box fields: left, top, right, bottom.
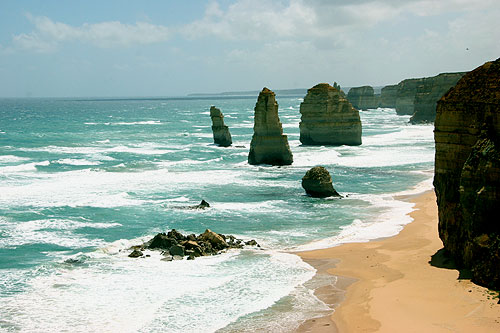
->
left=248, top=88, right=293, bottom=165
left=380, top=84, right=398, bottom=108
left=210, top=106, right=232, bottom=147
left=434, top=58, right=500, bottom=290
left=395, top=78, right=424, bottom=115
left=410, top=72, right=466, bottom=124
left=299, top=83, right=362, bottom=146
left=347, top=85, right=380, bottom=110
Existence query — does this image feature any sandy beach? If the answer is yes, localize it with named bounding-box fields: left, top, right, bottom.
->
left=298, top=190, right=500, bottom=332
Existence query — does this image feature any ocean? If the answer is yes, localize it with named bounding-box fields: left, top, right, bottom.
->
left=0, top=96, right=434, bottom=332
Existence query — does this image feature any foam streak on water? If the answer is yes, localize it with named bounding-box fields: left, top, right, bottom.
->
left=0, top=99, right=435, bottom=332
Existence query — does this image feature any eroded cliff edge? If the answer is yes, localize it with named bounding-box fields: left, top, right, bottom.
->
left=434, top=58, right=500, bottom=290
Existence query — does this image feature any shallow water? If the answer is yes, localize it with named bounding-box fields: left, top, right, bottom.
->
left=0, top=97, right=434, bottom=332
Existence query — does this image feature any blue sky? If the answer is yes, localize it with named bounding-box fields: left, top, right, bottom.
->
left=0, top=0, right=499, bottom=97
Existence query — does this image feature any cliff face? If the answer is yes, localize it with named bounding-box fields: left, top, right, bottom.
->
left=395, top=78, right=424, bottom=115
left=248, top=88, right=293, bottom=165
left=299, top=83, right=361, bottom=146
left=346, top=86, right=380, bottom=110
left=210, top=106, right=232, bottom=147
left=410, top=72, right=466, bottom=124
left=434, top=58, right=500, bottom=289
left=380, top=84, right=398, bottom=108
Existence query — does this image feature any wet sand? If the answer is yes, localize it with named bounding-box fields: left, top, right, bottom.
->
left=297, top=191, right=500, bottom=332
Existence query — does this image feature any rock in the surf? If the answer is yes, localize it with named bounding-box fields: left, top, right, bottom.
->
left=299, top=83, right=362, bottom=146
left=210, top=106, right=232, bottom=147
left=302, top=166, right=341, bottom=198
left=248, top=87, right=293, bottom=165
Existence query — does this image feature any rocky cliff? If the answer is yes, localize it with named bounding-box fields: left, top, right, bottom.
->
left=248, top=88, right=293, bottom=165
left=210, top=106, right=232, bottom=147
left=410, top=72, right=466, bottom=124
left=347, top=85, right=380, bottom=110
left=434, top=58, right=500, bottom=290
left=380, top=84, right=398, bottom=108
left=299, top=83, right=362, bottom=146
left=395, top=78, right=424, bottom=115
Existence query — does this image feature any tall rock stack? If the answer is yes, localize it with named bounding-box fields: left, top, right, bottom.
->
left=434, top=58, right=500, bottom=289
left=299, top=83, right=362, bottom=146
left=248, top=88, right=293, bottom=165
left=210, top=106, right=232, bottom=147
left=346, top=86, right=380, bottom=110
left=380, top=84, right=398, bottom=108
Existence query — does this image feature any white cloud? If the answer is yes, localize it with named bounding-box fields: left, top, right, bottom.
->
left=12, top=14, right=171, bottom=52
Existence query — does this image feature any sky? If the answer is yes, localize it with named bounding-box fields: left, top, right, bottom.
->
left=0, top=0, right=499, bottom=97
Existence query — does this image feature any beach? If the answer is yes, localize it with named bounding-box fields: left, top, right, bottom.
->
left=298, top=190, right=500, bottom=332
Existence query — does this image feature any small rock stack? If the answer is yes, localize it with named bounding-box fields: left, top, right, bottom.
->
left=248, top=87, right=293, bottom=165
left=299, top=83, right=362, bottom=146
left=210, top=106, right=232, bottom=147
left=302, top=166, right=341, bottom=198
left=346, top=85, right=380, bottom=110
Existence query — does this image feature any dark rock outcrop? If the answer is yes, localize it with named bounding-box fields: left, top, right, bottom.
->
left=380, top=84, right=398, bottom=108
left=302, top=166, right=341, bottom=198
left=130, top=228, right=260, bottom=260
left=410, top=72, right=466, bottom=124
left=210, top=106, right=232, bottom=147
left=248, top=88, right=293, bottom=165
left=434, top=58, right=500, bottom=290
left=299, top=83, right=362, bottom=146
left=347, top=86, right=380, bottom=110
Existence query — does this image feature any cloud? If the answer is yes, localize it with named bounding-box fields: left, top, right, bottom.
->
left=12, top=14, right=171, bottom=52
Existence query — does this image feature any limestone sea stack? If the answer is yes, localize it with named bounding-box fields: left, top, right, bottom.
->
left=434, top=58, right=500, bottom=289
left=410, top=72, right=466, bottom=124
left=210, top=106, right=232, bottom=147
left=248, top=88, right=293, bottom=165
left=347, top=85, right=380, bottom=110
left=299, top=83, right=362, bottom=146
left=302, top=166, right=341, bottom=198
left=380, top=84, right=398, bottom=108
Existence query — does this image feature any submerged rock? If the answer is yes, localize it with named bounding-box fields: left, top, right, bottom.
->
left=210, top=106, right=232, bottom=147
left=299, top=83, right=362, bottom=146
left=346, top=85, right=380, bottom=110
left=128, top=249, right=143, bottom=258
left=248, top=87, right=293, bottom=165
left=302, top=166, right=341, bottom=198
left=434, top=57, right=500, bottom=290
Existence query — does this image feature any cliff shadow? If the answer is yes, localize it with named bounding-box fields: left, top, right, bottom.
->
left=429, top=248, right=472, bottom=280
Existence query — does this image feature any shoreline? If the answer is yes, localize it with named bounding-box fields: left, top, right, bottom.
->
left=297, top=190, right=500, bottom=332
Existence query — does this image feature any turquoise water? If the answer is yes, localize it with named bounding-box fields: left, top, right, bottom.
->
left=0, top=96, right=434, bottom=332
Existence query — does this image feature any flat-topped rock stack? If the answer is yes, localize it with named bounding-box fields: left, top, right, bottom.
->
left=299, top=83, right=362, bottom=146
left=346, top=85, right=380, bottom=110
left=380, top=84, right=398, bottom=108
left=248, top=87, right=293, bottom=165
left=434, top=58, right=500, bottom=289
left=210, top=106, right=232, bottom=147
left=410, top=72, right=466, bottom=124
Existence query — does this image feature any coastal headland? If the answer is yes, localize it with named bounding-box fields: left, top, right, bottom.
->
left=298, top=191, right=500, bottom=332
